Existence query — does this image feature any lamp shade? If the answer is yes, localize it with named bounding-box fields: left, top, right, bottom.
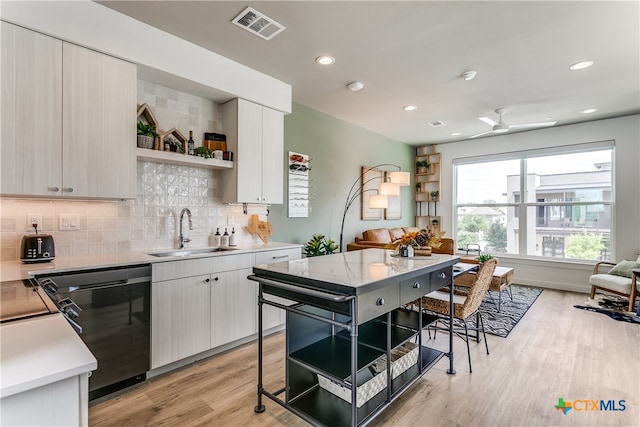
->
left=369, top=194, right=388, bottom=209
left=379, top=182, right=400, bottom=196
left=388, top=171, right=410, bottom=186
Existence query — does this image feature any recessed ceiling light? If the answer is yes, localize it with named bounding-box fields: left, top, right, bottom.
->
left=347, top=81, right=364, bottom=91
left=403, top=105, right=418, bottom=111
left=581, top=108, right=597, bottom=114
left=451, top=132, right=461, bottom=136
left=570, top=60, right=594, bottom=71
left=315, top=55, right=335, bottom=65
left=460, top=70, right=477, bottom=81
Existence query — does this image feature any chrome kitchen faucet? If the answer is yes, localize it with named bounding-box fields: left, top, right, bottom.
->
left=179, top=208, right=193, bottom=249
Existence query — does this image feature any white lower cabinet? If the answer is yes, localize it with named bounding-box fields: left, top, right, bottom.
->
left=150, top=249, right=301, bottom=369
left=254, top=248, right=302, bottom=331
left=0, top=374, right=89, bottom=427
left=151, top=253, right=257, bottom=369
left=151, top=274, right=211, bottom=369
left=210, top=268, right=256, bottom=348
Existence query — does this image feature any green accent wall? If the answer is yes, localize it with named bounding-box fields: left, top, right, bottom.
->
left=269, top=103, right=415, bottom=249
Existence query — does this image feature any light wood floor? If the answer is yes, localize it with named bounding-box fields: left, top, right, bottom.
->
left=89, top=289, right=639, bottom=426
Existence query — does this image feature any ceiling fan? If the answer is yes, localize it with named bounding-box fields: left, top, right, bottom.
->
left=469, top=108, right=557, bottom=139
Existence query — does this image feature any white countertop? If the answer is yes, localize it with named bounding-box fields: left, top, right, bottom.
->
left=0, top=241, right=302, bottom=281
left=0, top=241, right=300, bottom=398
left=0, top=313, right=97, bottom=398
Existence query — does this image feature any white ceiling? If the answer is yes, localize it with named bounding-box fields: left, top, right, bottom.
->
left=99, top=1, right=640, bottom=146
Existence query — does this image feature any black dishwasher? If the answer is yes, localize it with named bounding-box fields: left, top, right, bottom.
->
left=36, top=264, right=151, bottom=400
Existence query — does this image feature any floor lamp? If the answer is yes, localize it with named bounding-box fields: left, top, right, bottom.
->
left=339, top=164, right=410, bottom=252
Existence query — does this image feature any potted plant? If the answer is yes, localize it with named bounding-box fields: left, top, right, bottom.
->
left=477, top=254, right=494, bottom=264
left=304, top=234, right=338, bottom=257
left=430, top=190, right=439, bottom=201
left=137, top=121, right=156, bottom=149
left=193, top=146, right=213, bottom=158
left=165, top=136, right=183, bottom=153
left=416, top=160, right=429, bottom=174
left=431, top=218, right=439, bottom=226
left=416, top=182, right=422, bottom=192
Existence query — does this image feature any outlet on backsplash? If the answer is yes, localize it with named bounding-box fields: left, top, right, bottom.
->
left=27, top=214, right=43, bottom=230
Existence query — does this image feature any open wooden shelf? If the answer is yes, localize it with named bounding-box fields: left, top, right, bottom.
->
left=136, top=148, right=233, bottom=170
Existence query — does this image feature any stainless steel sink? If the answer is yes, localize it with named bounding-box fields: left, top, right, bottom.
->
left=147, top=247, right=239, bottom=258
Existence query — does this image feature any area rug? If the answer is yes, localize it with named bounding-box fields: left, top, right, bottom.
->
left=471, top=285, right=543, bottom=338
left=574, top=294, right=640, bottom=324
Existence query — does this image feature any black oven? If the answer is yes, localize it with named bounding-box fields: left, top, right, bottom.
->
left=36, top=264, right=151, bottom=400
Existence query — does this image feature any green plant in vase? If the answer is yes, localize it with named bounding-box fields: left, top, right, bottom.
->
left=416, top=160, right=429, bottom=173
left=136, top=121, right=156, bottom=149
left=430, top=190, right=439, bottom=201
left=477, top=254, right=494, bottom=264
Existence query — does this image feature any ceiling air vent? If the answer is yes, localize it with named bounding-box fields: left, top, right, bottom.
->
left=232, top=6, right=286, bottom=41
left=428, top=120, right=446, bottom=127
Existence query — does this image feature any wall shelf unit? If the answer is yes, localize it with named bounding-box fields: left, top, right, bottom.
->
left=415, top=145, right=441, bottom=234
left=136, top=148, right=233, bottom=170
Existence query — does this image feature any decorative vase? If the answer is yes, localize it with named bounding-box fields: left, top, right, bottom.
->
left=137, top=135, right=154, bottom=149
left=414, top=246, right=432, bottom=256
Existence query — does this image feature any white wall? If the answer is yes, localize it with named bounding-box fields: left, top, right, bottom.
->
left=437, top=114, right=640, bottom=293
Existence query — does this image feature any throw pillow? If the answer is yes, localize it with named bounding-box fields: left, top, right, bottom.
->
left=608, top=260, right=640, bottom=278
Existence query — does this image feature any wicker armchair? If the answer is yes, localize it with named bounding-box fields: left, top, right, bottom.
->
left=421, top=258, right=498, bottom=373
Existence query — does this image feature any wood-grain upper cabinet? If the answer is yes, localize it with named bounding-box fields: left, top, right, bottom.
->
left=1, top=21, right=63, bottom=196
left=0, top=22, right=136, bottom=199
left=62, top=43, right=136, bottom=199
left=221, top=98, right=284, bottom=204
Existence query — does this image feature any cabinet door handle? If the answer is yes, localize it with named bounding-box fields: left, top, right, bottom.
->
left=205, top=278, right=210, bottom=283
left=376, top=297, right=385, bottom=306
left=213, top=276, right=219, bottom=281
left=64, top=187, right=74, bottom=193
left=413, top=282, right=420, bottom=289
left=439, top=272, right=446, bottom=279
left=48, top=186, right=60, bottom=192
left=272, top=255, right=288, bottom=260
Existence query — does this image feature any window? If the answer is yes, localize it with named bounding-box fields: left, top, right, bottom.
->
left=454, top=143, right=613, bottom=261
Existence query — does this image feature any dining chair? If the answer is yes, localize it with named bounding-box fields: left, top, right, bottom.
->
left=421, top=258, right=498, bottom=373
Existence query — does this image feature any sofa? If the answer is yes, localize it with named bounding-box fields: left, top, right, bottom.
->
left=346, top=227, right=455, bottom=255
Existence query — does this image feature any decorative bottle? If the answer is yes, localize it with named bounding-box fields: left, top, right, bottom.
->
left=188, top=130, right=195, bottom=155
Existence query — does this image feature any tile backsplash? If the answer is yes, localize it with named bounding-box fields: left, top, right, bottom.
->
left=0, top=162, right=260, bottom=261
left=0, top=80, right=263, bottom=261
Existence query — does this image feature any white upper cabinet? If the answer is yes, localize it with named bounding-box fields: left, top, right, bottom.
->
left=221, top=98, right=284, bottom=204
left=1, top=21, right=63, bottom=197
left=62, top=43, right=136, bottom=199
left=1, top=22, right=136, bottom=199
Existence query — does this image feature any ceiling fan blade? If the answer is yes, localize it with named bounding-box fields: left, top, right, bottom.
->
left=509, top=121, right=557, bottom=130
left=469, top=130, right=493, bottom=139
left=478, top=116, right=498, bottom=126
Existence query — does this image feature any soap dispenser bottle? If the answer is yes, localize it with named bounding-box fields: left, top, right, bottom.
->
left=229, top=227, right=237, bottom=247
left=213, top=228, right=221, bottom=248
left=221, top=228, right=230, bottom=248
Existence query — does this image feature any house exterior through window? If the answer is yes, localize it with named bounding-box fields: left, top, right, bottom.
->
left=454, top=143, right=613, bottom=261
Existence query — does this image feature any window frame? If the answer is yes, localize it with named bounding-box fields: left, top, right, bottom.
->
left=453, top=140, right=614, bottom=261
